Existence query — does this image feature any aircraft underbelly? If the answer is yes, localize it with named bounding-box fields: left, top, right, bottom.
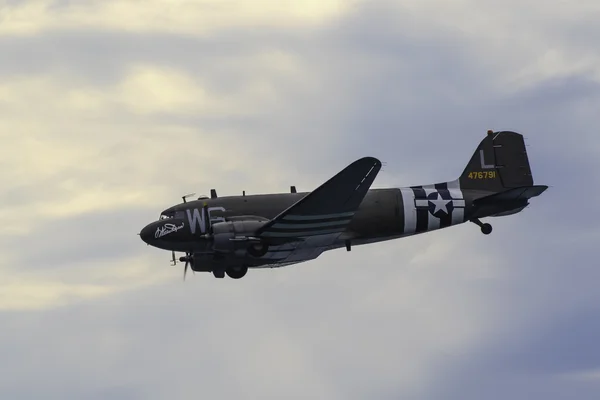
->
left=252, top=233, right=341, bottom=267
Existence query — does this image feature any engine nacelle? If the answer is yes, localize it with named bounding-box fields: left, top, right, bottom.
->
left=188, top=252, right=216, bottom=272
left=210, top=220, right=267, bottom=254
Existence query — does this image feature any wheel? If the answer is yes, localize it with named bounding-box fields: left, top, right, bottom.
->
left=481, top=223, right=492, bottom=235
left=226, top=266, right=248, bottom=279
left=247, top=243, right=268, bottom=257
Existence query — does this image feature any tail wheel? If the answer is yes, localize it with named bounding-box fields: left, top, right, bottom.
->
left=481, top=223, right=492, bottom=235
left=226, top=266, right=248, bottom=279
left=247, top=243, right=269, bottom=257
left=470, top=218, right=493, bottom=235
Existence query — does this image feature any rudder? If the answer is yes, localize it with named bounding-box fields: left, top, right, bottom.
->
left=459, top=130, right=534, bottom=192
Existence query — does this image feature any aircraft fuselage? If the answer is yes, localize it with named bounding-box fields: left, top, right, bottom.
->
left=141, top=183, right=495, bottom=268
left=139, top=130, right=547, bottom=279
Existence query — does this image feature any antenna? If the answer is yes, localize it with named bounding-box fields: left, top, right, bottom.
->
left=181, top=193, right=196, bottom=203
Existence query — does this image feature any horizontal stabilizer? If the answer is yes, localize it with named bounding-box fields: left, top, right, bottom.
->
left=469, top=185, right=548, bottom=218
left=474, top=185, right=548, bottom=205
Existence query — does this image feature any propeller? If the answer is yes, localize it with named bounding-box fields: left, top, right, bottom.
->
left=183, top=256, right=189, bottom=280
left=175, top=202, right=213, bottom=281
left=179, top=252, right=195, bottom=281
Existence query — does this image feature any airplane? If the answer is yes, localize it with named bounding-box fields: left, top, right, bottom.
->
left=139, top=130, right=547, bottom=280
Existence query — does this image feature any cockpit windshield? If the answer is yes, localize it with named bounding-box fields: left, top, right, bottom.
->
left=159, top=210, right=186, bottom=219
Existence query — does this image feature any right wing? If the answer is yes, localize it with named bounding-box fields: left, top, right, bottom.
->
left=254, top=156, right=382, bottom=242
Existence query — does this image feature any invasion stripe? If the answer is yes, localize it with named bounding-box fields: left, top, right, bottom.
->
left=400, top=188, right=416, bottom=234
left=277, top=215, right=352, bottom=225
left=260, top=228, right=347, bottom=238
left=282, top=212, right=355, bottom=221
left=266, top=226, right=348, bottom=234
left=434, top=183, right=452, bottom=228
left=411, top=187, right=429, bottom=233
left=272, top=220, right=351, bottom=230
left=423, top=187, right=441, bottom=231
left=450, top=185, right=466, bottom=225
left=264, top=248, right=296, bottom=253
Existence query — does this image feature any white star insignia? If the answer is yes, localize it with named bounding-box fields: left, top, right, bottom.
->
left=429, top=193, right=451, bottom=214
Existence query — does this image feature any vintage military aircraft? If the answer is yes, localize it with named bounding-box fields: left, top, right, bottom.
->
left=140, top=130, right=547, bottom=279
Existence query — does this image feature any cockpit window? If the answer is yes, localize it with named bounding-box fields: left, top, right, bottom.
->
left=159, top=211, right=184, bottom=219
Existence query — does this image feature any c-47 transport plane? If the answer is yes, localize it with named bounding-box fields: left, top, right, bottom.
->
left=140, top=130, right=547, bottom=279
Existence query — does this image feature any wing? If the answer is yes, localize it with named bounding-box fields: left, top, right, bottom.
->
left=255, top=156, right=381, bottom=243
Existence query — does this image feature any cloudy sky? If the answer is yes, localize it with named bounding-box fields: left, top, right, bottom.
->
left=1, top=0, right=599, bottom=398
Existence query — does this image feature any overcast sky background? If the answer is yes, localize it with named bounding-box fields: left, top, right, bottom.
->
left=1, top=0, right=599, bottom=399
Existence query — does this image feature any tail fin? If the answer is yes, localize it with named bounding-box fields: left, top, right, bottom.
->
left=459, top=130, right=534, bottom=192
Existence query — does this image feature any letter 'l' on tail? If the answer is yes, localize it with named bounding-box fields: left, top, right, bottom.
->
left=459, top=130, right=536, bottom=193
left=457, top=130, right=547, bottom=225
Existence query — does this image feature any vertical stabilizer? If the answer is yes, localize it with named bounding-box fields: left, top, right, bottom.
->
left=459, top=130, right=534, bottom=192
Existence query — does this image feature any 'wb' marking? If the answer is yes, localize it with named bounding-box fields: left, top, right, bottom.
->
left=186, top=207, right=226, bottom=234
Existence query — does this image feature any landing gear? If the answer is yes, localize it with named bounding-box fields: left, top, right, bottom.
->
left=470, top=218, right=493, bottom=235
left=213, top=270, right=225, bottom=279
left=211, top=267, right=247, bottom=279
left=225, top=266, right=248, bottom=279
left=481, top=223, right=492, bottom=235
left=175, top=252, right=249, bottom=279
left=247, top=243, right=268, bottom=257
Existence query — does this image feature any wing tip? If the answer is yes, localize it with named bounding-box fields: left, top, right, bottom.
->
left=355, top=156, right=382, bottom=167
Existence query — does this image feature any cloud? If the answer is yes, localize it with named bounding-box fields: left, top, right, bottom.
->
left=1, top=0, right=600, bottom=398
left=0, top=0, right=351, bottom=36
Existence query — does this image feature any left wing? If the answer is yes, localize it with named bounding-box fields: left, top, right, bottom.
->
left=254, top=156, right=381, bottom=243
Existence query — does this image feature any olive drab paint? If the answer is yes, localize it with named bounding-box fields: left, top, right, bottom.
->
left=139, top=130, right=547, bottom=280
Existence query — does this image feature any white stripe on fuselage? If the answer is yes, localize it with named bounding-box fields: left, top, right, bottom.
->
left=400, top=188, right=416, bottom=234
left=399, top=180, right=465, bottom=235
left=449, top=188, right=465, bottom=225
left=424, top=187, right=441, bottom=231
left=260, top=228, right=347, bottom=237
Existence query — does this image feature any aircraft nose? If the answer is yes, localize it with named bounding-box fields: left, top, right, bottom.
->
left=139, top=223, right=155, bottom=244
